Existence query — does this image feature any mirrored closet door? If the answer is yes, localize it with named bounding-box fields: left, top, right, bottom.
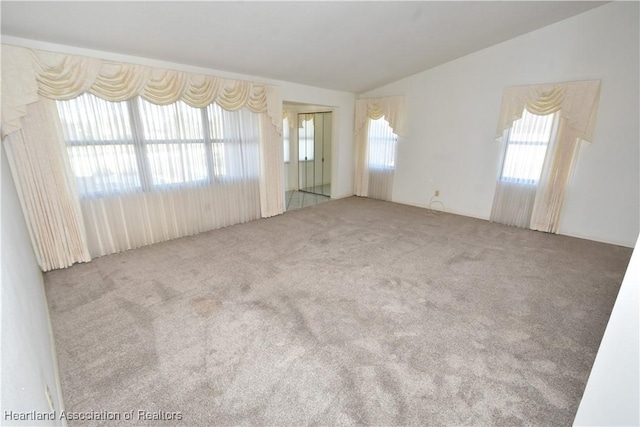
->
left=298, top=112, right=331, bottom=197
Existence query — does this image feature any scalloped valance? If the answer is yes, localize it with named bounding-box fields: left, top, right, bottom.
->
left=1, top=44, right=282, bottom=137
left=283, top=109, right=296, bottom=128
left=495, top=79, right=601, bottom=143
left=355, top=96, right=405, bottom=138
left=354, top=96, right=405, bottom=200
left=298, top=113, right=315, bottom=129
left=1, top=44, right=285, bottom=271
left=492, top=79, right=602, bottom=235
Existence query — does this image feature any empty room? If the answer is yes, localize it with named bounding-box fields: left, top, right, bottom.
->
left=1, top=2, right=638, bottom=426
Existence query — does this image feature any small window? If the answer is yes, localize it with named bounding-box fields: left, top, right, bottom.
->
left=367, top=117, right=397, bottom=169
left=500, top=109, right=555, bottom=184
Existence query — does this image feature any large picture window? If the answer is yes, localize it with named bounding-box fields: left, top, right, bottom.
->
left=1, top=45, right=285, bottom=269
left=56, top=93, right=259, bottom=198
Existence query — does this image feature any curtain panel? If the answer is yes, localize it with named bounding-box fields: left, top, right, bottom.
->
left=354, top=96, right=405, bottom=199
left=492, top=79, right=601, bottom=233
left=1, top=44, right=284, bottom=270
left=4, top=98, right=92, bottom=270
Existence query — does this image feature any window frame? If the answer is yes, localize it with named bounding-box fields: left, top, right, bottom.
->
left=57, top=94, right=249, bottom=199
left=499, top=110, right=558, bottom=185
left=367, top=117, right=398, bottom=170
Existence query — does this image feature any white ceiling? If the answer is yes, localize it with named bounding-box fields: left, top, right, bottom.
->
left=1, top=1, right=607, bottom=94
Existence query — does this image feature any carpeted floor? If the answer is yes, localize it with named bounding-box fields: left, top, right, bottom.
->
left=44, top=197, right=632, bottom=426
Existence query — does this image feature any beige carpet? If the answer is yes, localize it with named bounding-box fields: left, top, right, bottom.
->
left=44, top=197, right=632, bottom=426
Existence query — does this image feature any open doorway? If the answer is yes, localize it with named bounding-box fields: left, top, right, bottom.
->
left=283, top=103, right=334, bottom=211
left=298, top=112, right=332, bottom=196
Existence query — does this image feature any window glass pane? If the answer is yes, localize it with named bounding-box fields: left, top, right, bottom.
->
left=57, top=94, right=131, bottom=141
left=367, top=117, right=397, bottom=169
left=208, top=106, right=259, bottom=178
left=138, top=98, right=208, bottom=187
left=57, top=94, right=139, bottom=197
left=501, top=144, right=548, bottom=182
left=509, top=109, right=554, bottom=143
left=501, top=110, right=555, bottom=183
left=212, top=143, right=226, bottom=176
left=147, top=143, right=207, bottom=186
left=67, top=144, right=141, bottom=196
left=207, top=103, right=227, bottom=140
left=138, top=99, right=203, bottom=140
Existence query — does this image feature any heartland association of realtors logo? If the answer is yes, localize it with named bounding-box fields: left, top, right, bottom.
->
left=4, top=410, right=183, bottom=422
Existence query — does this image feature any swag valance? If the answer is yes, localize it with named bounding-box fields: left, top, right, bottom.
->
left=495, top=79, right=601, bottom=143
left=492, top=79, right=602, bottom=235
left=354, top=96, right=406, bottom=138
left=1, top=44, right=285, bottom=271
left=1, top=44, right=282, bottom=137
left=354, top=95, right=405, bottom=201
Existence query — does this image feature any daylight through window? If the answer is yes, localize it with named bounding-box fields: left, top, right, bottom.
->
left=56, top=93, right=260, bottom=198
left=500, top=109, right=556, bottom=184
left=367, top=117, right=398, bottom=169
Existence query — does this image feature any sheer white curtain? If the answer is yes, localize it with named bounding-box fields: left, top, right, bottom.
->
left=1, top=44, right=284, bottom=270
left=491, top=80, right=601, bottom=232
left=366, top=117, right=398, bottom=201
left=354, top=96, right=405, bottom=201
left=56, top=93, right=261, bottom=258
left=491, top=109, right=556, bottom=228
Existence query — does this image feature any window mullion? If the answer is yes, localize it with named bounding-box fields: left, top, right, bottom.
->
left=127, top=98, right=153, bottom=192
left=201, top=107, right=216, bottom=183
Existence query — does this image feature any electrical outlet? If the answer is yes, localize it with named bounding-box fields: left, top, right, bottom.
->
left=434, top=190, right=440, bottom=197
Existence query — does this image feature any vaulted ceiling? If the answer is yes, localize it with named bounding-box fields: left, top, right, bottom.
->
left=1, top=1, right=607, bottom=93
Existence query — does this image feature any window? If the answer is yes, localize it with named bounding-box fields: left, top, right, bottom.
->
left=137, top=98, right=208, bottom=186
left=57, top=94, right=141, bottom=196
left=367, top=117, right=397, bottom=169
left=57, top=93, right=258, bottom=198
left=500, top=109, right=556, bottom=184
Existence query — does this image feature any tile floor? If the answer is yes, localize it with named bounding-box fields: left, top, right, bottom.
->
left=299, top=184, right=331, bottom=197
left=285, top=190, right=330, bottom=211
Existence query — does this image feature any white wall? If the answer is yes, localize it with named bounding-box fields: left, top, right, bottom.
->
left=1, top=36, right=356, bottom=200
left=573, top=234, right=640, bottom=426
left=362, top=2, right=639, bottom=247
left=1, top=146, right=65, bottom=426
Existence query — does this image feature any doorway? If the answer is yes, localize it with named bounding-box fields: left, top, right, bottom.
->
left=298, top=112, right=332, bottom=197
